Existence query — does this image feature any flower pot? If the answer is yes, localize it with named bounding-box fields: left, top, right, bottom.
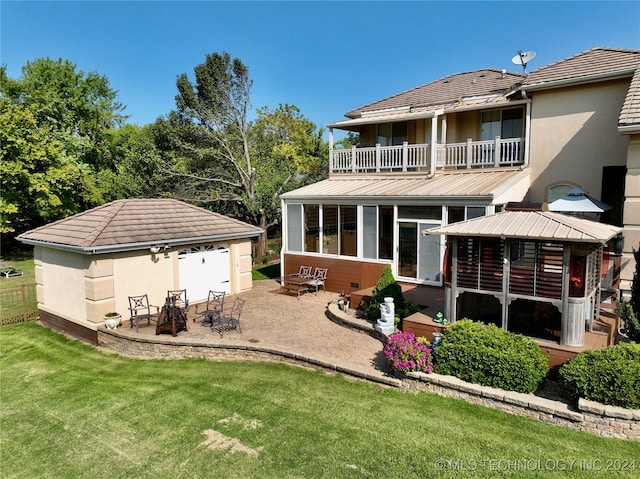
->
left=103, top=313, right=122, bottom=329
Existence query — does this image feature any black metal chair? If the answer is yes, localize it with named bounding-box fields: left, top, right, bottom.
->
left=195, top=290, right=225, bottom=324
left=167, top=289, right=189, bottom=312
left=128, top=294, right=160, bottom=333
left=213, top=297, right=245, bottom=337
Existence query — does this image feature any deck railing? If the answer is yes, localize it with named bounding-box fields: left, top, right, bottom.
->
left=330, top=137, right=524, bottom=173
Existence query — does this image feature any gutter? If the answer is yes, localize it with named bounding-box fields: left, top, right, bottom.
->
left=618, top=124, right=640, bottom=135
left=18, top=230, right=264, bottom=255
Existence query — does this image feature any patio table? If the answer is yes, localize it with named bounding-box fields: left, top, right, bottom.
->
left=280, top=276, right=311, bottom=299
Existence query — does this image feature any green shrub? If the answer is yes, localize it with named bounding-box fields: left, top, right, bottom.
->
left=558, top=343, right=640, bottom=409
left=364, top=265, right=420, bottom=320
left=433, top=319, right=549, bottom=393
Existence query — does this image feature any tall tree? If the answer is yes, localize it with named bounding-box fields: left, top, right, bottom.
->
left=1, top=59, right=127, bottom=241
left=167, top=52, right=327, bottom=239
left=0, top=98, right=102, bottom=234
left=1, top=58, right=127, bottom=170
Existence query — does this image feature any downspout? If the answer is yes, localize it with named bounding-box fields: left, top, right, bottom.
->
left=329, top=127, right=334, bottom=174
left=428, top=114, right=439, bottom=178
left=280, top=198, right=286, bottom=279
left=522, top=92, right=531, bottom=168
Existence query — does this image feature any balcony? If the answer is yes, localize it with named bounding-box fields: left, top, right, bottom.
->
left=330, top=137, right=525, bottom=174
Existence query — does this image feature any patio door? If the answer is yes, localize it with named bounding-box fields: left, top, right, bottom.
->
left=397, top=221, right=442, bottom=285
left=178, top=246, right=230, bottom=302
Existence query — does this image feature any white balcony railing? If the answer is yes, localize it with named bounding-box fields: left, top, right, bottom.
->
left=330, top=137, right=524, bottom=174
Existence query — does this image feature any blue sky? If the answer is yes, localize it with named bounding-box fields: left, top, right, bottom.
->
left=2, top=1, right=639, bottom=136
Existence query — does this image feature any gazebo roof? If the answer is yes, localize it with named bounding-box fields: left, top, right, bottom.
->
left=17, top=199, right=263, bottom=254
left=424, top=210, right=622, bottom=244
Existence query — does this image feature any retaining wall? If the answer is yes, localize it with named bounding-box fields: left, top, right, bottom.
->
left=404, top=371, right=640, bottom=441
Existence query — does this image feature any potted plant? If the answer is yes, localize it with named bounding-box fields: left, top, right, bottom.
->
left=103, top=312, right=122, bottom=329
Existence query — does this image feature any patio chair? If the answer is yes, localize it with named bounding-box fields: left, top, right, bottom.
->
left=195, top=290, right=225, bottom=324
left=289, top=265, right=312, bottom=279
left=212, top=297, right=245, bottom=337
left=307, top=267, right=328, bottom=295
left=167, top=289, right=189, bottom=312
left=128, top=294, right=160, bottom=333
left=0, top=263, right=23, bottom=278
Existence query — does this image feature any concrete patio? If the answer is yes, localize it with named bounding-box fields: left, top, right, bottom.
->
left=98, top=279, right=405, bottom=386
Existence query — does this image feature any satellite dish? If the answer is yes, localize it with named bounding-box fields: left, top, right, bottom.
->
left=512, top=50, right=536, bottom=74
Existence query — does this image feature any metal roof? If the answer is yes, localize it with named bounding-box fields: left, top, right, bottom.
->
left=280, top=168, right=530, bottom=203
left=17, top=198, right=263, bottom=254
left=423, top=210, right=622, bottom=244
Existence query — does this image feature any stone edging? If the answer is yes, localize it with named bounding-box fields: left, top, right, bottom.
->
left=404, top=371, right=640, bottom=441
left=97, top=327, right=402, bottom=388
left=98, top=304, right=639, bottom=441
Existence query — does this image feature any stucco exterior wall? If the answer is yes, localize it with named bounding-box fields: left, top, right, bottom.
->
left=112, top=249, right=176, bottom=319
left=34, top=238, right=256, bottom=330
left=621, top=134, right=640, bottom=291
left=36, top=247, right=89, bottom=325
left=527, top=80, right=629, bottom=203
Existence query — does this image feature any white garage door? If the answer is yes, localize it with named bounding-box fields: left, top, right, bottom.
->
left=178, top=246, right=231, bottom=302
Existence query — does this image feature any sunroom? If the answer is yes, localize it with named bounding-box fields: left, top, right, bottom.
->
left=425, top=209, right=622, bottom=347
left=280, top=168, right=531, bottom=294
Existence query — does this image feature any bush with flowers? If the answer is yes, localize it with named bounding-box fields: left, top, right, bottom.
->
left=383, top=331, right=433, bottom=374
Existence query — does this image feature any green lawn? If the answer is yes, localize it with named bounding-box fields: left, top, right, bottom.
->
left=1, top=323, right=638, bottom=478
left=0, top=256, right=35, bottom=291
left=252, top=262, right=281, bottom=280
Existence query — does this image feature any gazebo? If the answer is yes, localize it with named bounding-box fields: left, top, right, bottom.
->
left=424, top=210, right=622, bottom=348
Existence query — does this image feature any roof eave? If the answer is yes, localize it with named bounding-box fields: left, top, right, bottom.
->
left=523, top=70, right=636, bottom=92
left=425, top=230, right=618, bottom=245
left=618, top=124, right=640, bottom=134
left=18, top=230, right=263, bottom=255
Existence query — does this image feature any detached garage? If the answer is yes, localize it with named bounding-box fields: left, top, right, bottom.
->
left=17, top=199, right=263, bottom=344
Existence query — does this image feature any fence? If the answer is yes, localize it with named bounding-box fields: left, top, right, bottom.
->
left=0, top=283, right=39, bottom=326
left=252, top=238, right=282, bottom=265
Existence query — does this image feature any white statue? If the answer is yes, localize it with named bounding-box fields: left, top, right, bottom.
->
left=375, top=297, right=395, bottom=334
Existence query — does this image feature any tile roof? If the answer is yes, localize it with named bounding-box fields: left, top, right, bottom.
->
left=17, top=199, right=263, bottom=252
left=280, top=168, right=529, bottom=201
left=344, top=69, right=525, bottom=118
left=523, top=47, right=640, bottom=88
left=424, top=210, right=622, bottom=244
left=619, top=65, right=640, bottom=128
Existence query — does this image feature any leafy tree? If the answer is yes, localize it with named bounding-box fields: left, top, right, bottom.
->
left=0, top=98, right=102, bottom=234
left=334, top=131, right=359, bottom=149
left=1, top=58, right=127, bottom=170
left=1, top=59, right=129, bottom=242
left=97, top=124, right=169, bottom=201
left=165, top=52, right=327, bottom=239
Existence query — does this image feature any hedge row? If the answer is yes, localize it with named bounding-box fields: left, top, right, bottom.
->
left=432, top=319, right=549, bottom=394
left=559, top=342, right=640, bottom=409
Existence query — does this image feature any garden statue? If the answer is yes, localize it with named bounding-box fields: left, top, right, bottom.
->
left=375, top=297, right=395, bottom=334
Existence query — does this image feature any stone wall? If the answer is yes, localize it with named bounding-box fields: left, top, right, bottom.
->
left=404, top=371, right=640, bottom=441
left=98, top=326, right=639, bottom=442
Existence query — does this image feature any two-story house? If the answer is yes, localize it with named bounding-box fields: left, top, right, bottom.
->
left=280, top=47, right=639, bottom=302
